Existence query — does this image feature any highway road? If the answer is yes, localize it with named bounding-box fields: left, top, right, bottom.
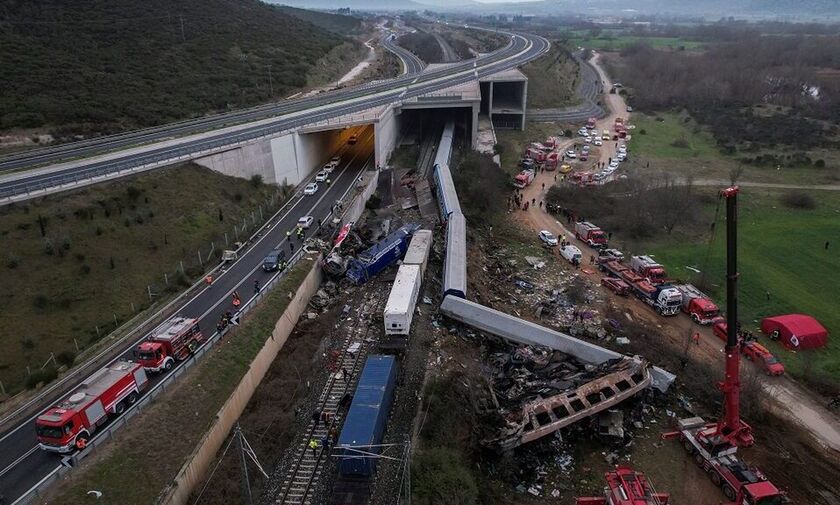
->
left=380, top=32, right=425, bottom=74
left=0, top=28, right=549, bottom=503
left=0, top=30, right=548, bottom=203
left=0, top=127, right=375, bottom=504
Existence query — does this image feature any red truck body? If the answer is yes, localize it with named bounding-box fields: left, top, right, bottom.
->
left=601, top=277, right=630, bottom=296
left=576, top=466, right=670, bottom=505
left=544, top=136, right=559, bottom=149
left=672, top=418, right=785, bottom=505
left=712, top=323, right=785, bottom=376
left=513, top=169, right=536, bottom=189
left=524, top=147, right=546, bottom=162
left=36, top=360, right=149, bottom=453
left=544, top=152, right=560, bottom=170
left=629, top=255, right=667, bottom=284
left=675, top=284, right=721, bottom=324
left=136, top=317, right=204, bottom=373
left=574, top=221, right=608, bottom=248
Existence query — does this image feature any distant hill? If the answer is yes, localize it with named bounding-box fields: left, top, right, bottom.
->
left=276, top=5, right=363, bottom=34
left=0, top=0, right=351, bottom=135
left=270, top=0, right=426, bottom=11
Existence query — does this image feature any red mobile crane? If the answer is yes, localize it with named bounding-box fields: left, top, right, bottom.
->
left=665, top=187, right=786, bottom=505
left=576, top=466, right=670, bottom=505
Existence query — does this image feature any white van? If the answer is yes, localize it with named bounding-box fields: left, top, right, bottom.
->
left=560, top=244, right=583, bottom=265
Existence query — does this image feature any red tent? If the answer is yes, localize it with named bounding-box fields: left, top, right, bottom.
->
left=760, top=314, right=828, bottom=350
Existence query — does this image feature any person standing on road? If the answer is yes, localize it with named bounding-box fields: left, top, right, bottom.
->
left=693, top=332, right=701, bottom=345
left=289, top=241, right=294, bottom=252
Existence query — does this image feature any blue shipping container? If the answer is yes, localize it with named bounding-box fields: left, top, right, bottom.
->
left=337, top=355, right=398, bottom=478
left=346, top=224, right=420, bottom=284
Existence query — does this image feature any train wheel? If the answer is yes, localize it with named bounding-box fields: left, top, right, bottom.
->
left=723, top=484, right=737, bottom=501
left=710, top=471, right=722, bottom=487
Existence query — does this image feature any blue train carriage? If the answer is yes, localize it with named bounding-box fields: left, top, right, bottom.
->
left=336, top=355, right=398, bottom=478
left=443, top=212, right=467, bottom=299
left=346, top=224, right=421, bottom=284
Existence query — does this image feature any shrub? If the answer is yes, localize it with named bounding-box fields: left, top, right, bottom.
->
left=250, top=174, right=264, bottom=188
left=43, top=239, right=54, bottom=256
left=365, top=194, right=382, bottom=210
left=56, top=350, right=77, bottom=368
left=62, top=237, right=71, bottom=250
left=21, top=336, right=36, bottom=349
left=75, top=253, right=85, bottom=262
left=639, top=129, right=647, bottom=135
left=412, top=448, right=478, bottom=505
left=493, top=143, right=504, bottom=155
left=126, top=185, right=142, bottom=201
left=124, top=218, right=131, bottom=227
left=6, top=254, right=20, bottom=269
left=33, top=294, right=49, bottom=309
left=814, top=159, right=825, bottom=168
left=26, top=366, right=58, bottom=389
left=80, top=264, right=91, bottom=275
left=564, top=129, right=572, bottom=137
left=781, top=190, right=816, bottom=210
left=95, top=226, right=104, bottom=236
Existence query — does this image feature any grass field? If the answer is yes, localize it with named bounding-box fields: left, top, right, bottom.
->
left=569, top=36, right=704, bottom=51
left=521, top=45, right=580, bottom=109
left=643, top=188, right=840, bottom=382
left=48, top=257, right=316, bottom=505
left=630, top=112, right=722, bottom=160
left=0, top=164, right=279, bottom=393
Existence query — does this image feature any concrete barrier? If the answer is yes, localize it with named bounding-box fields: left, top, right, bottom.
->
left=162, top=258, right=322, bottom=505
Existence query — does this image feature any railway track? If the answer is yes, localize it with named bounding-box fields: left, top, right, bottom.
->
left=274, top=287, right=386, bottom=505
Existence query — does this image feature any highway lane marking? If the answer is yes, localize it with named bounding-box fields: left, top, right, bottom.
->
left=0, top=445, right=38, bottom=479
left=0, top=139, right=373, bottom=491
left=0, top=135, right=366, bottom=447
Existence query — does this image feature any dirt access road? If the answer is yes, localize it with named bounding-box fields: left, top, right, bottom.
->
left=511, top=53, right=840, bottom=454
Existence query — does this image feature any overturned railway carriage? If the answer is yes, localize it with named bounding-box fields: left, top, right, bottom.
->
left=443, top=212, right=467, bottom=298
left=432, top=122, right=460, bottom=221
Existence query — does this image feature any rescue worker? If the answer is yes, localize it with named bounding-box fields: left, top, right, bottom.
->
left=289, top=241, right=294, bottom=252
left=309, top=438, right=319, bottom=457
left=204, top=275, right=213, bottom=285
left=286, top=230, right=291, bottom=240
left=693, top=332, right=701, bottom=345
left=254, top=279, right=261, bottom=294
left=326, top=178, right=331, bottom=187
left=232, top=291, right=241, bottom=308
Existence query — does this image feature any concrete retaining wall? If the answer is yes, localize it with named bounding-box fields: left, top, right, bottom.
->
left=194, top=140, right=275, bottom=183
left=375, top=106, right=400, bottom=169
left=162, top=259, right=323, bottom=505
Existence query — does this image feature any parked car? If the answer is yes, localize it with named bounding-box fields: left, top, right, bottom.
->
left=609, top=161, right=619, bottom=169
left=539, top=230, right=559, bottom=247
left=330, top=156, right=341, bottom=166
left=616, top=153, right=626, bottom=162
left=601, top=277, right=631, bottom=296
left=316, top=170, right=329, bottom=182
left=566, top=150, right=577, bottom=159
left=599, top=248, right=624, bottom=262
left=297, top=216, right=314, bottom=229
left=584, top=137, right=592, bottom=144
left=594, top=139, right=603, bottom=146
left=304, top=183, right=319, bottom=195
left=626, top=106, right=634, bottom=112
left=263, top=248, right=287, bottom=272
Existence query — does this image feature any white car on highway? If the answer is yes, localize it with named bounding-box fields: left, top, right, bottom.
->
left=304, top=183, right=319, bottom=195
left=539, top=230, right=559, bottom=247
left=315, top=170, right=329, bottom=182
left=297, top=216, right=314, bottom=229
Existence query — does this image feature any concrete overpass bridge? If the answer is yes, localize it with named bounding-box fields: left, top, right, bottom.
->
left=0, top=29, right=545, bottom=205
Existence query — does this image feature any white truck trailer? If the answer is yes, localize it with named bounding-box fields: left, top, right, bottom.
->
left=403, top=229, right=432, bottom=280
left=384, top=264, right=422, bottom=335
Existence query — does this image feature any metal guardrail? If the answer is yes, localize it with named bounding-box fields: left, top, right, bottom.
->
left=13, top=247, right=312, bottom=505
left=0, top=185, right=305, bottom=436
left=10, top=162, right=372, bottom=505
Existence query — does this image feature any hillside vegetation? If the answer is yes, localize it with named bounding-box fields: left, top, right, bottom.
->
left=0, top=165, right=281, bottom=393
left=276, top=5, right=362, bottom=35
left=0, top=0, right=353, bottom=137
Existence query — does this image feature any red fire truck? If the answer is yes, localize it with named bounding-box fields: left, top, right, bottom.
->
left=135, top=316, right=204, bottom=373
left=36, top=360, right=149, bottom=453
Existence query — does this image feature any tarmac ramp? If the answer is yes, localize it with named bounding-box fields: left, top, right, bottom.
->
left=440, top=295, right=676, bottom=392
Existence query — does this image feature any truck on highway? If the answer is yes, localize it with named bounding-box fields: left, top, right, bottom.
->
left=629, top=255, right=667, bottom=284
left=574, top=221, right=608, bottom=248
left=631, top=280, right=682, bottom=316
left=135, top=317, right=204, bottom=373
left=674, top=284, right=721, bottom=325
left=513, top=169, right=536, bottom=189
left=36, top=360, right=149, bottom=453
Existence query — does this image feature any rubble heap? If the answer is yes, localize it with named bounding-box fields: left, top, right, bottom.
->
left=478, top=344, right=650, bottom=451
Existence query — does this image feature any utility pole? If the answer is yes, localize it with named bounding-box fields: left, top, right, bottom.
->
left=236, top=424, right=253, bottom=505
left=179, top=14, right=186, bottom=43
left=268, top=65, right=274, bottom=97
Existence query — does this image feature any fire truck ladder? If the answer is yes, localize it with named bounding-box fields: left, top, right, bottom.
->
left=275, top=289, right=385, bottom=505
